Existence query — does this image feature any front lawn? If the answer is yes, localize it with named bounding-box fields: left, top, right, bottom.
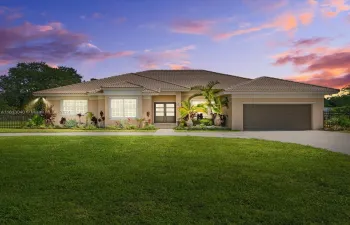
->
left=0, top=128, right=156, bottom=133
left=0, top=136, right=349, bottom=224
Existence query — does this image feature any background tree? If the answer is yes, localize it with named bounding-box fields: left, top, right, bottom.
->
left=0, top=62, right=82, bottom=109
left=324, top=84, right=350, bottom=107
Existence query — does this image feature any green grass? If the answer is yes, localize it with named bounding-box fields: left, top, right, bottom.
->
left=0, top=128, right=156, bottom=133
left=0, top=136, right=349, bottom=224
left=174, top=129, right=240, bottom=132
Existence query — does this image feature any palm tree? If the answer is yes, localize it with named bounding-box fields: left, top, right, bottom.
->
left=179, top=100, right=206, bottom=127
left=212, top=96, right=229, bottom=126
left=189, top=81, right=224, bottom=117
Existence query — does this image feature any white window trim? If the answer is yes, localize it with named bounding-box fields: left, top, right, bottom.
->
left=60, top=100, right=88, bottom=116
left=109, top=97, right=138, bottom=119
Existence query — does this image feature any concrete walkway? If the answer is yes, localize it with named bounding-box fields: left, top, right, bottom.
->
left=0, top=130, right=349, bottom=155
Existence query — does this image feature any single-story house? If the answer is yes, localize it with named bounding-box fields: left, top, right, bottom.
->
left=33, top=70, right=338, bottom=130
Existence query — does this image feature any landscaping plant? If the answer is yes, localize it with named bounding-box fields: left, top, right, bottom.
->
left=189, top=80, right=224, bottom=118
left=64, top=119, right=78, bottom=128
left=42, top=105, right=56, bottom=126
left=179, top=100, right=206, bottom=127
left=26, top=114, right=44, bottom=128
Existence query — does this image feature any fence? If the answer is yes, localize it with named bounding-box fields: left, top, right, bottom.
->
left=323, top=111, right=350, bottom=130
left=0, top=111, right=40, bottom=128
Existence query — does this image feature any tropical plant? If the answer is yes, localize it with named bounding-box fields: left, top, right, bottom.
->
left=77, top=113, right=83, bottom=124
left=42, top=105, right=56, bottom=126
left=179, top=100, right=206, bottom=127
left=211, top=96, right=229, bottom=121
left=199, top=118, right=213, bottom=126
left=59, top=117, right=67, bottom=125
left=85, top=112, right=94, bottom=125
left=91, top=116, right=98, bottom=126
left=136, top=118, right=145, bottom=128
left=189, top=80, right=224, bottom=115
left=65, top=119, right=78, bottom=128
left=26, top=114, right=44, bottom=127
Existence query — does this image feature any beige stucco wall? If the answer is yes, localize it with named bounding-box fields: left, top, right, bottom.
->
left=45, top=97, right=104, bottom=125
left=142, top=97, right=152, bottom=123
left=231, top=97, right=324, bottom=130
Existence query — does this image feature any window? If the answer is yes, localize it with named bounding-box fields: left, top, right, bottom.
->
left=62, top=100, right=88, bottom=115
left=110, top=98, right=137, bottom=118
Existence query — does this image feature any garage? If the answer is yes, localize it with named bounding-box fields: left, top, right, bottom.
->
left=243, top=104, right=312, bottom=131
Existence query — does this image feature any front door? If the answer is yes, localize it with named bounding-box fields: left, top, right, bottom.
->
left=154, top=102, right=176, bottom=123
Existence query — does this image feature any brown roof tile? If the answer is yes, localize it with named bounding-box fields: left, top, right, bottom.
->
left=226, top=76, right=339, bottom=94
left=34, top=71, right=338, bottom=95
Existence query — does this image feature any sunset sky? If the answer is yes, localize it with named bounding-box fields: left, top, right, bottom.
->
left=0, top=0, right=349, bottom=89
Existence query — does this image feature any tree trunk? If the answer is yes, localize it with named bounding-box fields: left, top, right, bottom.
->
left=186, top=119, right=193, bottom=127
left=214, top=114, right=222, bottom=126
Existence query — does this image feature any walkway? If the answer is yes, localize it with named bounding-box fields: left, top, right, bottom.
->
left=0, top=130, right=349, bottom=155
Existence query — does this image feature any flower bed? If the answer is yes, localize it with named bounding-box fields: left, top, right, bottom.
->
left=174, top=125, right=231, bottom=131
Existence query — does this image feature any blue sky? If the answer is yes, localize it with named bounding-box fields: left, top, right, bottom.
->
left=0, top=0, right=349, bottom=88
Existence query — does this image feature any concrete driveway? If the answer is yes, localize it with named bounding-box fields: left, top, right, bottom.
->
left=0, top=130, right=349, bottom=155
left=156, top=130, right=350, bottom=155
left=239, top=131, right=350, bottom=155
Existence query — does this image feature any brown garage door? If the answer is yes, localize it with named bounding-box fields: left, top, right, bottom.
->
left=243, top=104, right=311, bottom=131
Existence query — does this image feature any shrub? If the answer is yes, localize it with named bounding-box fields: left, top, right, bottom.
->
left=330, top=106, right=350, bottom=113
left=200, top=118, right=213, bottom=126
left=141, top=124, right=157, bottom=130
left=84, top=124, right=98, bottom=130
left=26, top=114, right=44, bottom=127
left=42, top=105, right=56, bottom=126
left=64, top=119, right=78, bottom=128
left=193, top=119, right=201, bottom=126
left=125, top=124, right=137, bottom=130
left=174, top=125, right=230, bottom=131
left=59, top=117, right=67, bottom=125
left=338, top=116, right=350, bottom=128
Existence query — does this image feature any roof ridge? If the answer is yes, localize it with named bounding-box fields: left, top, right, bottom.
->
left=134, top=72, right=190, bottom=89
left=226, top=76, right=265, bottom=90
left=261, top=76, right=339, bottom=91
left=200, top=69, right=253, bottom=80
left=125, top=80, right=159, bottom=92
left=139, top=69, right=251, bottom=80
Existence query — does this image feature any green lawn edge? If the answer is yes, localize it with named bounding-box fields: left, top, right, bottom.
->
left=0, top=128, right=157, bottom=133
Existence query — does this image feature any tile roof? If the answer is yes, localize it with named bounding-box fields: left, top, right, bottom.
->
left=34, top=70, right=338, bottom=95
left=226, top=76, right=339, bottom=94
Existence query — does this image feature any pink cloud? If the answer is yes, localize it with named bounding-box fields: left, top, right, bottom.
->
left=0, top=21, right=134, bottom=66
left=306, top=52, right=350, bottom=71
left=168, top=64, right=191, bottom=70
left=274, top=36, right=350, bottom=88
left=322, top=0, right=350, bottom=17
left=214, top=23, right=274, bottom=40
left=135, top=45, right=195, bottom=69
left=293, top=37, right=329, bottom=47
left=289, top=71, right=350, bottom=89
left=299, top=12, right=314, bottom=25
left=214, top=10, right=313, bottom=40
left=274, top=54, right=317, bottom=66
left=170, top=19, right=215, bottom=35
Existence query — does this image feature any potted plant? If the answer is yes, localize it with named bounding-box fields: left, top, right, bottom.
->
left=212, top=96, right=229, bottom=126
left=189, top=80, right=224, bottom=120
left=179, top=99, right=206, bottom=127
